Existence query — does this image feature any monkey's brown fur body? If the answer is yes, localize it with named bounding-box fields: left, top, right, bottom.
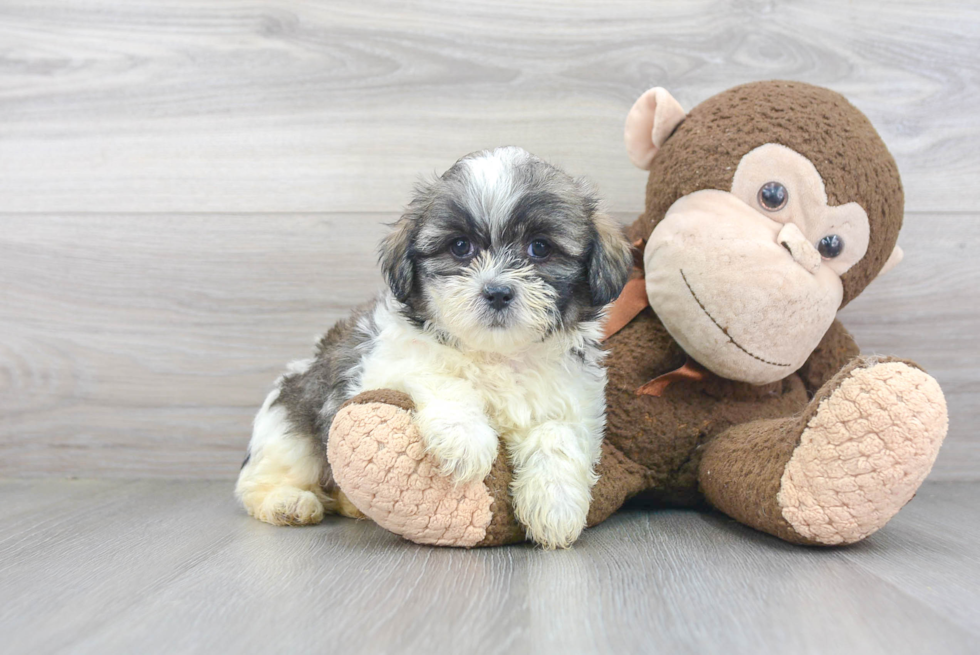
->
left=325, top=82, right=948, bottom=548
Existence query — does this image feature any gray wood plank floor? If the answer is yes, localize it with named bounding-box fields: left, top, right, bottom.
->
left=1, top=479, right=978, bottom=655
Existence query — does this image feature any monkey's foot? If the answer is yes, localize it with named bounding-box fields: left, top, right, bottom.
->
left=327, top=390, right=522, bottom=547
left=778, top=360, right=948, bottom=545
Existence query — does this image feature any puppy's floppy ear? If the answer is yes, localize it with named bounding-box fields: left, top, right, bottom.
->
left=587, top=211, right=633, bottom=306
left=380, top=177, right=441, bottom=302
left=379, top=211, right=418, bottom=303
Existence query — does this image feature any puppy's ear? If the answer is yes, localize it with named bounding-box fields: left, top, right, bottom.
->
left=379, top=212, right=417, bottom=303
left=587, top=211, right=633, bottom=306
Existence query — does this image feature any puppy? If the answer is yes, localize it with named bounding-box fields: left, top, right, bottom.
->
left=235, top=146, right=632, bottom=548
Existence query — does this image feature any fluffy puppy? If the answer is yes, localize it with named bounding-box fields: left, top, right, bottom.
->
left=235, top=146, right=632, bottom=548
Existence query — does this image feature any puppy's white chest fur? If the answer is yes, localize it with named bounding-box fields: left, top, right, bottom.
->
left=354, top=297, right=606, bottom=440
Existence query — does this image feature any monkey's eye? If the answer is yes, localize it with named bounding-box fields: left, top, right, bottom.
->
left=449, top=237, right=475, bottom=259
left=527, top=238, right=552, bottom=260
left=758, top=182, right=788, bottom=211
left=817, top=234, right=844, bottom=259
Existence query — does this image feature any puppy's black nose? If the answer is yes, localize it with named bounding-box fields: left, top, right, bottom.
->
left=483, top=285, right=513, bottom=311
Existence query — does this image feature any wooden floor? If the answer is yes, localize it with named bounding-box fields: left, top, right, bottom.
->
left=2, top=479, right=978, bottom=654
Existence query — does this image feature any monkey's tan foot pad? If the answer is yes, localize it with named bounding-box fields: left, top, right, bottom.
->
left=778, top=361, right=948, bottom=545
left=327, top=391, right=494, bottom=547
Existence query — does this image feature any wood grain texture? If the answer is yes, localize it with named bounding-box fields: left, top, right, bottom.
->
left=0, top=214, right=387, bottom=478
left=1, top=212, right=977, bottom=480
left=1, top=479, right=978, bottom=654
left=0, top=0, right=978, bottom=214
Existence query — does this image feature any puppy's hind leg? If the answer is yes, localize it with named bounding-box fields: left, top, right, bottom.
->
left=235, top=389, right=333, bottom=526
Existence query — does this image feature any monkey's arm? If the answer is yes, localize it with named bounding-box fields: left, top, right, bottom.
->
left=796, top=319, right=861, bottom=396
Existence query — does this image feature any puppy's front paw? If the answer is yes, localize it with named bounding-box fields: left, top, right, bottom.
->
left=512, top=476, right=591, bottom=550
left=509, top=421, right=598, bottom=549
left=414, top=400, right=498, bottom=484
left=514, top=486, right=590, bottom=550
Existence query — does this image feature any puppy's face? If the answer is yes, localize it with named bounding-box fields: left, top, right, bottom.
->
left=380, top=147, right=632, bottom=352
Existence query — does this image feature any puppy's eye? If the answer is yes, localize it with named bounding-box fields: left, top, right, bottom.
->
left=817, top=234, right=844, bottom=259
left=527, top=239, right=552, bottom=259
left=449, top=237, right=474, bottom=259
left=758, top=181, right=788, bottom=211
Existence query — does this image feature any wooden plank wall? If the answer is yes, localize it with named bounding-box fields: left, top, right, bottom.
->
left=1, top=0, right=977, bottom=480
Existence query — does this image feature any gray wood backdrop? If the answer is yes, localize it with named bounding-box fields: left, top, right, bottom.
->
left=1, top=0, right=977, bottom=480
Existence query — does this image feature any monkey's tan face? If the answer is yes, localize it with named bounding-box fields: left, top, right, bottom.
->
left=644, top=144, right=872, bottom=385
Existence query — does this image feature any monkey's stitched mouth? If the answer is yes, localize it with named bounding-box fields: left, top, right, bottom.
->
left=679, top=269, right=792, bottom=368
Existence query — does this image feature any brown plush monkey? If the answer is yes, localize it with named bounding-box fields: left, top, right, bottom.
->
left=326, top=81, right=948, bottom=548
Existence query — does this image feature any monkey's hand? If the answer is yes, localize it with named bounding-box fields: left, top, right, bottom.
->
left=327, top=390, right=521, bottom=548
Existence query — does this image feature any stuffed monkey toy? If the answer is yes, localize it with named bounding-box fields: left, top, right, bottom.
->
left=326, top=81, right=948, bottom=547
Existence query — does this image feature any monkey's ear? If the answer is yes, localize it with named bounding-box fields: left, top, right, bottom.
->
left=877, top=244, right=904, bottom=277
left=588, top=212, right=634, bottom=306
left=624, top=87, right=686, bottom=170
left=379, top=215, right=416, bottom=303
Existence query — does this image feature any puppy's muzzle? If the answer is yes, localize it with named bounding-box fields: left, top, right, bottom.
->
left=483, top=285, right=514, bottom=311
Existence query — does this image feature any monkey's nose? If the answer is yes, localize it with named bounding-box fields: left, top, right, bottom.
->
left=483, top=285, right=514, bottom=311
left=777, top=223, right=821, bottom=274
